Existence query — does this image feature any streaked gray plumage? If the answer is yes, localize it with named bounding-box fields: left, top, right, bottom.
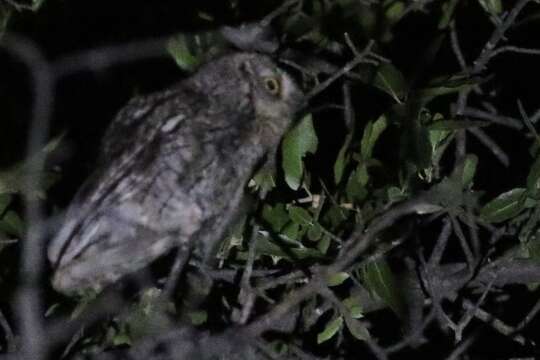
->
left=48, top=52, right=303, bottom=295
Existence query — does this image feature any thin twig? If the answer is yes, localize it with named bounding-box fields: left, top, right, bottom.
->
left=468, top=127, right=510, bottom=166
left=306, top=40, right=382, bottom=100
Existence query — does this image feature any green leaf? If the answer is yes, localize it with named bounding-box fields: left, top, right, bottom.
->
left=343, top=296, right=364, bottom=319
left=0, top=3, right=11, bottom=38
left=385, top=1, right=405, bottom=24
left=249, top=234, right=324, bottom=261
left=317, top=233, right=331, bottom=254
left=326, top=272, right=349, bottom=287
left=0, top=194, right=12, bottom=216
left=0, top=210, right=25, bottom=237
left=527, top=155, right=540, bottom=197
left=343, top=317, right=370, bottom=341
left=167, top=35, right=201, bottom=72
left=417, top=74, right=476, bottom=105
left=346, top=166, right=369, bottom=202
left=373, top=64, right=407, bottom=103
left=427, top=120, right=489, bottom=131
left=0, top=134, right=63, bottom=198
left=317, top=316, right=343, bottom=344
left=288, top=206, right=313, bottom=226
left=189, top=310, right=208, bottom=325
left=478, top=0, right=502, bottom=15
left=262, top=203, right=289, bottom=233
left=480, top=188, right=528, bottom=223
left=361, top=115, right=388, bottom=159
left=250, top=165, right=276, bottom=196
left=281, top=114, right=318, bottom=190
left=461, top=154, right=478, bottom=188
left=360, top=259, right=404, bottom=317
left=334, top=133, right=353, bottom=184
left=307, top=222, right=323, bottom=241
left=438, top=0, right=460, bottom=29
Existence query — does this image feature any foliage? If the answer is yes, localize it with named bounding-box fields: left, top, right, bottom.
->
left=3, top=0, right=540, bottom=358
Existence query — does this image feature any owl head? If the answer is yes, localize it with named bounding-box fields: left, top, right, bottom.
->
left=191, top=52, right=304, bottom=148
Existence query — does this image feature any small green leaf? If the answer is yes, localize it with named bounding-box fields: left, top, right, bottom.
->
left=0, top=210, right=25, bottom=237
left=0, top=194, right=12, bottom=216
left=282, top=114, right=318, bottom=190
left=317, top=233, right=331, bottom=254
left=427, top=120, right=489, bottom=131
left=307, top=223, right=323, bottom=241
left=343, top=296, right=364, bottom=319
left=167, top=35, right=203, bottom=72
left=417, top=74, right=476, bottom=104
left=438, top=0, right=460, bottom=29
left=385, top=1, right=405, bottom=24
left=478, top=0, right=502, bottom=15
left=250, top=166, right=276, bottom=195
left=317, top=316, right=343, bottom=344
left=461, top=154, right=478, bottom=188
left=288, top=206, right=313, bottom=226
left=361, top=259, right=404, bottom=317
left=344, top=317, right=370, bottom=341
left=373, top=64, right=407, bottom=103
left=334, top=133, right=353, bottom=184
left=189, top=310, right=208, bottom=326
left=0, top=3, right=11, bottom=38
left=361, top=115, right=388, bottom=159
left=527, top=156, right=540, bottom=197
left=326, top=272, right=349, bottom=287
left=480, top=188, right=528, bottom=223
left=262, top=203, right=289, bottom=233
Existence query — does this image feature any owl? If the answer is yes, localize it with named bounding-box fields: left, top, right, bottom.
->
left=47, top=52, right=304, bottom=295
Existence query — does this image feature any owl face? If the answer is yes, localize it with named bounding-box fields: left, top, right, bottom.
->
left=232, top=53, right=304, bottom=147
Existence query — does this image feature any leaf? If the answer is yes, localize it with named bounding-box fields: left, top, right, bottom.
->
left=247, top=234, right=324, bottom=261
left=427, top=120, right=489, bottom=131
left=360, top=259, right=404, bottom=317
left=189, top=310, right=208, bottom=326
left=480, top=188, right=528, bottom=223
left=317, top=316, right=343, bottom=344
left=343, top=296, right=364, bottom=319
left=462, top=154, right=478, bottom=188
left=0, top=210, right=25, bottom=237
left=167, top=35, right=201, bottom=72
left=334, top=133, right=353, bottom=184
left=361, top=115, right=388, bottom=159
left=527, top=155, right=540, bottom=197
left=0, top=3, right=11, bottom=38
left=343, top=316, right=370, bottom=341
left=281, top=114, right=318, bottom=190
left=478, top=0, right=502, bottom=15
left=288, top=206, right=313, bottom=226
left=307, top=222, right=323, bottom=241
left=326, top=272, right=349, bottom=287
left=385, top=1, right=405, bottom=24
left=0, top=194, right=12, bottom=216
left=373, top=64, right=407, bottom=103
left=438, top=0, right=460, bottom=29
left=417, top=74, right=477, bottom=105
left=250, top=165, right=276, bottom=196
left=0, top=134, right=63, bottom=198
left=262, top=203, right=289, bottom=233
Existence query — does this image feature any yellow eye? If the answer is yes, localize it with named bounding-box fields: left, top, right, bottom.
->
left=263, top=77, right=281, bottom=96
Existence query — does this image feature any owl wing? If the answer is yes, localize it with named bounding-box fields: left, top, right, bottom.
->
left=48, top=84, right=204, bottom=266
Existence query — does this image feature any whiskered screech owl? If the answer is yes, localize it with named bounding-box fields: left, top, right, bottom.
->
left=48, top=52, right=303, bottom=295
